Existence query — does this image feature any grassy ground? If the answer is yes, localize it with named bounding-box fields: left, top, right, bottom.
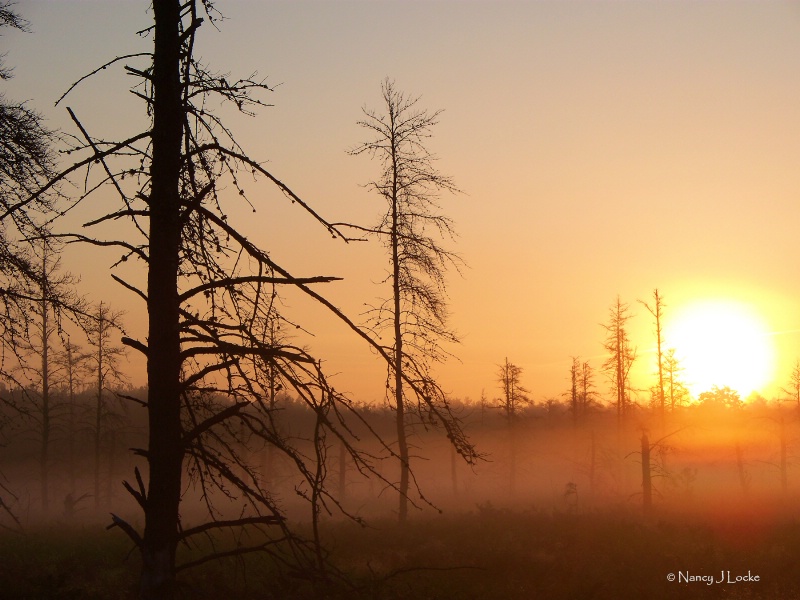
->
left=2, top=506, right=799, bottom=599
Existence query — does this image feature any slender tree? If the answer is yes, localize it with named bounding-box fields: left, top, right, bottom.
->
left=579, top=360, right=597, bottom=415
left=569, top=357, right=579, bottom=426
left=782, top=359, right=800, bottom=409
left=350, top=79, right=470, bottom=522
left=497, top=358, right=529, bottom=423
left=565, top=359, right=597, bottom=422
left=602, top=296, right=636, bottom=430
left=664, top=348, right=689, bottom=410
left=497, top=358, right=529, bottom=495
left=84, top=301, right=126, bottom=508
left=639, top=289, right=666, bottom=427
left=52, top=335, right=87, bottom=496
left=14, top=245, right=81, bottom=514
left=641, top=432, right=652, bottom=516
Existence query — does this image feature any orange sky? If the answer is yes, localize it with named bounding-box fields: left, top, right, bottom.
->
left=8, top=0, right=800, bottom=405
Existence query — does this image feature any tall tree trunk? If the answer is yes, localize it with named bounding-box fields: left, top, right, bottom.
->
left=735, top=443, right=748, bottom=496
left=780, top=418, right=787, bottom=496
left=40, top=251, right=50, bottom=513
left=390, top=120, right=409, bottom=524
left=450, top=443, right=458, bottom=497
left=338, top=438, right=347, bottom=502
left=94, top=306, right=105, bottom=509
left=641, top=434, right=651, bottom=517
left=67, top=342, right=76, bottom=495
left=509, top=420, right=517, bottom=497
left=140, top=0, right=184, bottom=596
left=106, top=429, right=116, bottom=505
left=589, top=430, right=596, bottom=500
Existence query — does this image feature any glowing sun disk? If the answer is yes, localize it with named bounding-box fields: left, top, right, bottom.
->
left=664, top=300, right=775, bottom=399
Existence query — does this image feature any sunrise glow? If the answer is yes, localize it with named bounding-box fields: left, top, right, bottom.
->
left=664, top=300, right=776, bottom=399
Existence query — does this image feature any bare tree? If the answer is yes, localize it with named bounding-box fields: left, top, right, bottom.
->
left=52, top=335, right=87, bottom=497
left=782, top=359, right=800, bottom=410
left=349, top=79, right=475, bottom=522
left=0, top=1, right=70, bottom=339
left=83, top=301, right=126, bottom=508
left=579, top=360, right=598, bottom=416
left=13, top=243, right=82, bottom=514
left=639, top=289, right=666, bottom=427
left=565, top=358, right=597, bottom=424
left=602, top=296, right=636, bottom=431
left=497, top=358, right=529, bottom=495
left=497, top=358, right=529, bottom=423
left=0, top=6, right=87, bottom=522
left=569, top=357, right=579, bottom=426
left=38, top=3, right=476, bottom=597
left=664, top=348, right=689, bottom=410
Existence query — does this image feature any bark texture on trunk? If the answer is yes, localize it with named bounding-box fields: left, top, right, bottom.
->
left=140, top=0, right=184, bottom=597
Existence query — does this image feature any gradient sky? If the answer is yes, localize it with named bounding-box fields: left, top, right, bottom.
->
left=7, top=0, right=800, bottom=404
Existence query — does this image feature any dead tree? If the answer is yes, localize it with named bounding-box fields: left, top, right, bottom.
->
left=602, top=296, right=636, bottom=433
left=634, top=428, right=684, bottom=517
left=782, top=360, right=800, bottom=410
left=639, top=289, right=666, bottom=428
left=15, top=245, right=81, bottom=514
left=735, top=442, right=750, bottom=496
left=349, top=79, right=474, bottom=522
left=40, top=2, right=476, bottom=597
left=84, top=302, right=126, bottom=508
left=568, top=358, right=596, bottom=425
left=52, top=336, right=87, bottom=496
left=0, top=2, right=87, bottom=519
left=641, top=433, right=652, bottom=516
left=0, top=1, right=71, bottom=340
left=497, top=358, right=529, bottom=496
left=780, top=417, right=788, bottom=496
left=664, top=348, right=689, bottom=410
left=569, top=357, right=579, bottom=427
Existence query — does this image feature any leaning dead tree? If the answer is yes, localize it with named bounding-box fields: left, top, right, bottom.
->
left=349, top=79, right=477, bottom=522
left=40, top=2, right=474, bottom=598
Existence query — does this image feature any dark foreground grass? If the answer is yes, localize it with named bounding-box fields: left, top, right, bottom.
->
left=2, top=506, right=799, bottom=599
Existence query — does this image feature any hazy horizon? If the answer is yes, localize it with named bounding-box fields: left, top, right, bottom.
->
left=8, top=0, right=800, bottom=405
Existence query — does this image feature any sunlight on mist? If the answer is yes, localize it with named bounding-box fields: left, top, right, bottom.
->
left=664, top=300, right=776, bottom=399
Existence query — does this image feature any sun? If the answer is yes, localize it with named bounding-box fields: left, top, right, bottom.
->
left=663, top=299, right=775, bottom=399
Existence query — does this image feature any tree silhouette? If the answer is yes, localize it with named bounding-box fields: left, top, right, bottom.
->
left=0, top=8, right=84, bottom=522
left=0, top=2, right=73, bottom=338
left=639, top=289, right=666, bottom=427
left=349, top=79, right=476, bottom=522
left=41, top=2, right=454, bottom=596
left=83, top=301, right=126, bottom=509
left=567, top=357, right=598, bottom=425
left=497, top=357, right=529, bottom=495
left=52, top=335, right=87, bottom=497
left=782, top=359, right=800, bottom=409
left=664, top=348, right=690, bottom=410
left=579, top=360, right=598, bottom=416
left=15, top=246, right=79, bottom=512
left=602, top=296, right=636, bottom=430
left=697, top=385, right=741, bottom=409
